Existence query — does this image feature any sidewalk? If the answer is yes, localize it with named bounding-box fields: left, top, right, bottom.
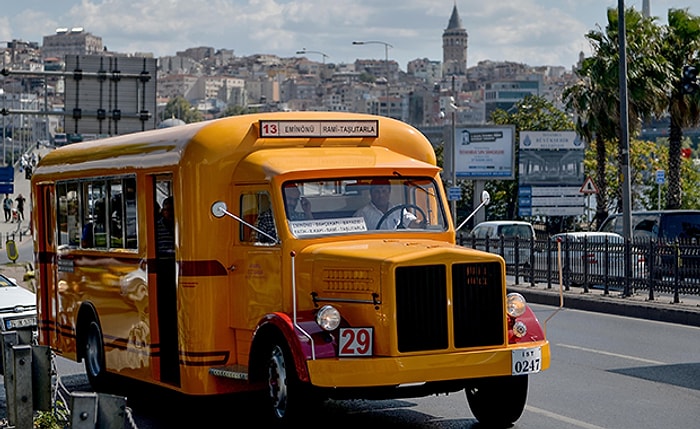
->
left=0, top=145, right=52, bottom=242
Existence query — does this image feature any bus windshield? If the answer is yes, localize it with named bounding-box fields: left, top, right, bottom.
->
left=280, top=177, right=447, bottom=237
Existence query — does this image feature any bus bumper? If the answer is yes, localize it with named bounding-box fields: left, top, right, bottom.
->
left=306, top=340, right=550, bottom=388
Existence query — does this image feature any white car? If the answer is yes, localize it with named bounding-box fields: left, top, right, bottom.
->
left=0, top=272, right=37, bottom=344
left=550, top=232, right=645, bottom=287
left=468, top=220, right=535, bottom=266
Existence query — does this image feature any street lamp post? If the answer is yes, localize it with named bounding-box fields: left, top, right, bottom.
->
left=352, top=40, right=392, bottom=117
left=295, top=48, right=329, bottom=65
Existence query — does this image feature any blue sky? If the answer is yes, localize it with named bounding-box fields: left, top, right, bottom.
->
left=0, top=1, right=695, bottom=70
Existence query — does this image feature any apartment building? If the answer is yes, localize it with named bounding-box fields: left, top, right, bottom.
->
left=42, top=28, right=103, bottom=60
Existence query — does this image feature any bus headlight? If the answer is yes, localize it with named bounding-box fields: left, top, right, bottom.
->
left=506, top=293, right=527, bottom=318
left=316, top=305, right=341, bottom=331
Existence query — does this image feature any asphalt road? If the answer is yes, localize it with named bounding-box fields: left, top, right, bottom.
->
left=4, top=303, right=696, bottom=429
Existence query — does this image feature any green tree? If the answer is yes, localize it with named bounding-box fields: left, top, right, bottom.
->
left=585, top=137, right=700, bottom=211
left=162, top=96, right=204, bottom=123
left=488, top=95, right=574, bottom=220
left=220, top=104, right=258, bottom=117
left=660, top=8, right=700, bottom=209
left=563, top=49, right=620, bottom=229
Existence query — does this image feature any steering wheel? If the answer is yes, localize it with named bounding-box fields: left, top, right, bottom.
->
left=375, top=204, right=427, bottom=230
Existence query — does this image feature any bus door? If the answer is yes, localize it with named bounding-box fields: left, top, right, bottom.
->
left=229, top=187, right=283, bottom=333
left=151, top=176, right=180, bottom=386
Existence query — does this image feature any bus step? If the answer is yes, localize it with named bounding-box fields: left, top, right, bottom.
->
left=209, top=364, right=249, bottom=380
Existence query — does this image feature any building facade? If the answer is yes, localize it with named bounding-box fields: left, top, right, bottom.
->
left=42, top=28, right=103, bottom=60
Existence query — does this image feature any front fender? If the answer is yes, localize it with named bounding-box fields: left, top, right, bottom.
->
left=509, top=305, right=546, bottom=344
left=253, top=311, right=338, bottom=383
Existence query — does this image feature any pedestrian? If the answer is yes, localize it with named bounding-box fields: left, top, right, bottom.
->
left=2, top=194, right=12, bottom=222
left=15, top=193, right=26, bottom=221
left=156, top=196, right=175, bottom=257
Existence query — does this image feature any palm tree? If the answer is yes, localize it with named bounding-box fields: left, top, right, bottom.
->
left=564, top=58, right=618, bottom=228
left=566, top=7, right=669, bottom=214
left=660, top=8, right=700, bottom=209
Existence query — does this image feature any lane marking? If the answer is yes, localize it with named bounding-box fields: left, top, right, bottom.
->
left=557, top=343, right=665, bottom=365
left=527, top=405, right=608, bottom=429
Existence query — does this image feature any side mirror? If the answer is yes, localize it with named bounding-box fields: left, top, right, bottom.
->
left=481, top=190, right=491, bottom=206
left=211, top=201, right=228, bottom=218
left=210, top=200, right=280, bottom=244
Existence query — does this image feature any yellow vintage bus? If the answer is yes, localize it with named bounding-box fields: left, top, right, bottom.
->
left=32, top=112, right=550, bottom=426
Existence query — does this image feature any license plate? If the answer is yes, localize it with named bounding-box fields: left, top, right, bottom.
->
left=339, top=327, right=373, bottom=356
left=6, top=316, right=37, bottom=330
left=512, top=347, right=542, bottom=375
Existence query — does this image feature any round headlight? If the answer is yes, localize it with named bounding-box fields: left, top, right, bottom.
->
left=315, top=305, right=341, bottom=331
left=506, top=293, right=527, bottom=318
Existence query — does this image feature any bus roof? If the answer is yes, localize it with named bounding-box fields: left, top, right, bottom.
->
left=33, top=112, right=438, bottom=181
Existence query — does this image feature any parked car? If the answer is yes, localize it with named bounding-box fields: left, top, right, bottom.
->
left=468, top=220, right=535, bottom=266
left=599, top=210, right=700, bottom=281
left=0, top=272, right=37, bottom=373
left=598, top=210, right=700, bottom=241
left=550, top=231, right=645, bottom=288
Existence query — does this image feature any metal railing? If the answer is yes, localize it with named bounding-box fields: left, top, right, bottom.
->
left=458, top=235, right=700, bottom=303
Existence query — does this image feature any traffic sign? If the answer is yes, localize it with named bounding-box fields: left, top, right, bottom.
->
left=579, top=177, right=598, bottom=194
left=448, top=186, right=461, bottom=201
left=656, top=170, right=665, bottom=184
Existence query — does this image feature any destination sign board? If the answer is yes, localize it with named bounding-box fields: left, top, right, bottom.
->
left=259, top=120, right=379, bottom=138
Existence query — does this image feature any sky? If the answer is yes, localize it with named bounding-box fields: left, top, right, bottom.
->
left=0, top=0, right=696, bottom=71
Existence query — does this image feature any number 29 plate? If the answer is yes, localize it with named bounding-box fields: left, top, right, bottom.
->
left=339, top=327, right=373, bottom=357
left=512, top=347, right=542, bottom=375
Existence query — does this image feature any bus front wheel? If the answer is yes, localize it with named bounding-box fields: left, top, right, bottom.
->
left=84, top=320, right=107, bottom=390
left=264, top=341, right=308, bottom=424
left=465, top=375, right=528, bottom=428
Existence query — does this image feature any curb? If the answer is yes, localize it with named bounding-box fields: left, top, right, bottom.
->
left=509, top=284, right=700, bottom=327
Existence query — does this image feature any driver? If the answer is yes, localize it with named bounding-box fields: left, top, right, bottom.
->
left=354, top=179, right=423, bottom=230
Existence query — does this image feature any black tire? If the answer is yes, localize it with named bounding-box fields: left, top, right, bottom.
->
left=84, top=319, right=107, bottom=390
left=265, top=342, right=306, bottom=424
left=466, top=375, right=528, bottom=428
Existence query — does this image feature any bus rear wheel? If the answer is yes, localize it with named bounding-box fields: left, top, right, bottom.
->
left=84, top=319, right=107, bottom=390
left=465, top=375, right=528, bottom=428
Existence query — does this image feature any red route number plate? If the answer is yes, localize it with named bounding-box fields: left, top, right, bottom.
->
left=339, top=327, right=373, bottom=356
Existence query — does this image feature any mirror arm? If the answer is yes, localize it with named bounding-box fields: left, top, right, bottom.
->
left=211, top=201, right=280, bottom=244
left=454, top=190, right=490, bottom=233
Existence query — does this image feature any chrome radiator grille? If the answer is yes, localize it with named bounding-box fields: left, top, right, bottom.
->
left=395, top=262, right=504, bottom=352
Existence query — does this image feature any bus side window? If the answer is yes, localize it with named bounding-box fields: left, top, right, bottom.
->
left=107, top=177, right=138, bottom=249
left=57, top=182, right=81, bottom=247
left=81, top=180, right=107, bottom=248
left=240, top=191, right=274, bottom=244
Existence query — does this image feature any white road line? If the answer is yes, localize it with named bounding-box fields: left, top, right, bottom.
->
left=557, top=343, right=665, bottom=365
left=527, top=405, right=608, bottom=429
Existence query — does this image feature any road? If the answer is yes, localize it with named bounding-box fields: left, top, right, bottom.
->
left=8, top=303, right=696, bottom=429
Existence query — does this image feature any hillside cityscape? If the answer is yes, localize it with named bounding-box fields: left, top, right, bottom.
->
left=0, top=3, right=692, bottom=146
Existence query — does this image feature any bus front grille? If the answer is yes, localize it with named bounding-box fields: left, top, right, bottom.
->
left=395, top=262, right=504, bottom=353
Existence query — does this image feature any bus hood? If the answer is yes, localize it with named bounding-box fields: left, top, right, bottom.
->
left=300, top=239, right=502, bottom=265
left=296, top=239, right=505, bottom=299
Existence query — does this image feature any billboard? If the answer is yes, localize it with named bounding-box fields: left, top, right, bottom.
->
left=450, top=125, right=515, bottom=180
left=518, top=131, right=585, bottom=217
left=64, top=55, right=157, bottom=136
